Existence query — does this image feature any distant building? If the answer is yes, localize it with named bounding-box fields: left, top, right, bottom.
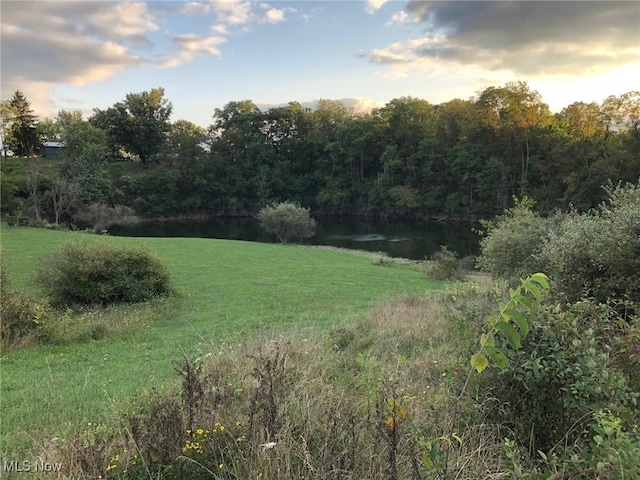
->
left=41, top=141, right=66, bottom=158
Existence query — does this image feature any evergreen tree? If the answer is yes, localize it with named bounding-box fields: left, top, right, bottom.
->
left=5, top=91, right=38, bottom=156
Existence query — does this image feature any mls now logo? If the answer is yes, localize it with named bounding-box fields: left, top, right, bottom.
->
left=3, top=460, right=63, bottom=473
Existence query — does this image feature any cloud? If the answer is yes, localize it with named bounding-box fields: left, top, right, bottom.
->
left=210, top=24, right=230, bottom=35
left=370, top=1, right=640, bottom=78
left=257, top=98, right=385, bottom=115
left=210, top=0, right=253, bottom=25
left=181, top=2, right=212, bottom=15
left=365, top=0, right=388, bottom=15
left=264, top=7, right=285, bottom=24
left=336, top=97, right=386, bottom=114
left=386, top=10, right=410, bottom=27
left=1, top=1, right=154, bottom=114
left=161, top=34, right=227, bottom=68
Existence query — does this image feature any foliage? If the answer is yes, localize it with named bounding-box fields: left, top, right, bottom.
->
left=490, top=299, right=639, bottom=455
left=73, top=202, right=138, bottom=232
left=538, top=181, right=640, bottom=306
left=476, top=197, right=559, bottom=283
left=0, top=253, right=50, bottom=348
left=2, top=90, right=38, bottom=156
left=36, top=240, right=174, bottom=306
left=6, top=84, right=640, bottom=220
left=257, top=201, right=316, bottom=244
left=470, top=272, right=549, bottom=374
left=425, top=245, right=466, bottom=281
left=533, top=410, right=640, bottom=479
left=91, top=88, right=172, bottom=166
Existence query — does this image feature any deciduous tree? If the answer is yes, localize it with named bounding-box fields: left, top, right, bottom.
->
left=92, top=88, right=172, bottom=166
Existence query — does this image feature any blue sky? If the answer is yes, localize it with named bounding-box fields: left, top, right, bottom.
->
left=2, top=1, right=639, bottom=127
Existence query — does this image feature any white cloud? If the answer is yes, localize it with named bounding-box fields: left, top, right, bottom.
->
left=337, top=97, right=386, bottom=114
left=210, top=0, right=253, bottom=25
left=161, top=34, right=227, bottom=68
left=264, top=8, right=285, bottom=24
left=210, top=23, right=230, bottom=35
left=181, top=2, right=212, bottom=15
left=386, top=11, right=409, bottom=27
left=88, top=1, right=159, bottom=40
left=365, top=0, right=388, bottom=15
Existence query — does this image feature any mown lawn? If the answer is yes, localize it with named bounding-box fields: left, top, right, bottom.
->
left=0, top=224, right=445, bottom=456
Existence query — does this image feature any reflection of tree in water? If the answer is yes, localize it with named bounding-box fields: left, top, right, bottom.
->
left=109, top=216, right=480, bottom=260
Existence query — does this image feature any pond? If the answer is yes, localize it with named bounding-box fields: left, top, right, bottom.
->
left=108, top=215, right=481, bottom=261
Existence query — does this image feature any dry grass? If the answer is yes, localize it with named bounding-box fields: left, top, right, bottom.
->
left=42, top=287, right=513, bottom=479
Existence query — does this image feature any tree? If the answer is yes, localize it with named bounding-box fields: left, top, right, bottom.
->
left=4, top=91, right=38, bottom=156
left=475, top=82, right=552, bottom=202
left=56, top=110, right=106, bottom=160
left=164, top=119, right=206, bottom=167
left=92, top=88, right=172, bottom=166
left=50, top=177, right=81, bottom=226
left=257, top=201, right=316, bottom=244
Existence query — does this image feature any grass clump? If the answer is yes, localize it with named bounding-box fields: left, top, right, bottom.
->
left=36, top=240, right=174, bottom=306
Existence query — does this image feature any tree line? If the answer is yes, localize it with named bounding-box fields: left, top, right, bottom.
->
left=1, top=82, right=639, bottom=226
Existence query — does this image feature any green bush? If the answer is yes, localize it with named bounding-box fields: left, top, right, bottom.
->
left=425, top=245, right=466, bottom=281
left=0, top=255, right=50, bottom=348
left=36, top=241, right=174, bottom=306
left=538, top=181, right=640, bottom=306
left=257, top=201, right=316, bottom=244
left=476, top=197, right=559, bottom=284
left=489, top=300, right=638, bottom=453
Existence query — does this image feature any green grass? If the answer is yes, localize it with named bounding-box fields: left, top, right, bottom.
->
left=0, top=224, right=445, bottom=456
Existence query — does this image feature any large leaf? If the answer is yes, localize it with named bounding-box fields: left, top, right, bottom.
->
left=480, top=332, right=495, bottom=347
left=524, top=282, right=541, bottom=302
left=470, top=353, right=489, bottom=373
left=512, top=293, right=534, bottom=313
left=495, top=320, right=521, bottom=349
left=503, top=309, right=529, bottom=338
left=530, top=272, right=549, bottom=290
left=485, top=346, right=507, bottom=369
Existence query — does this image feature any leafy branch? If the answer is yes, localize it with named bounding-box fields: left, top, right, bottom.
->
left=471, top=272, right=549, bottom=374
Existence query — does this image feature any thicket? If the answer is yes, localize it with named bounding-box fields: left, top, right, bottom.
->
left=36, top=241, right=174, bottom=306
left=478, top=181, right=640, bottom=307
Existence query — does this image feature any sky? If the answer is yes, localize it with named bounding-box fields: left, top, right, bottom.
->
left=2, top=0, right=639, bottom=128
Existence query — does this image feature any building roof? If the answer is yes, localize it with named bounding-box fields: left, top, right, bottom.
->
left=42, top=141, right=66, bottom=148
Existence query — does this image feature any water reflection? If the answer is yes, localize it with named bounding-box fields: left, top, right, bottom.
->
left=109, top=216, right=480, bottom=260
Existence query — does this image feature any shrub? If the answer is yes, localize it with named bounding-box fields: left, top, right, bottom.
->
left=537, top=181, right=640, bottom=306
left=425, top=245, right=466, bottom=281
left=489, top=300, right=639, bottom=453
left=72, top=202, right=138, bottom=232
left=257, top=201, right=316, bottom=244
left=476, top=197, right=560, bottom=284
left=0, top=254, right=50, bottom=348
left=36, top=240, right=174, bottom=306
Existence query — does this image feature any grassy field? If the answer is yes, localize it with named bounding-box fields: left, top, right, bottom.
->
left=0, top=224, right=446, bottom=457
